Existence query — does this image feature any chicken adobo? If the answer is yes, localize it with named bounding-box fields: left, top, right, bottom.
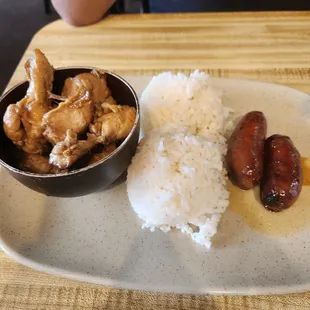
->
left=2, top=49, right=136, bottom=174
left=4, top=49, right=54, bottom=154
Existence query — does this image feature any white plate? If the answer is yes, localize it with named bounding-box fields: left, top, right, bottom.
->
left=1, top=76, right=310, bottom=295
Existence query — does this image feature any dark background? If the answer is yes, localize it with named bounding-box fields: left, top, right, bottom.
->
left=1, top=0, right=310, bottom=94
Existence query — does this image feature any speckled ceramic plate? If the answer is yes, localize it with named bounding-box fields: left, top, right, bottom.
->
left=1, top=76, right=310, bottom=295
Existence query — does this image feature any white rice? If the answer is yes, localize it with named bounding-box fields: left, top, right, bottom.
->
left=127, top=71, right=231, bottom=248
left=140, top=70, right=232, bottom=145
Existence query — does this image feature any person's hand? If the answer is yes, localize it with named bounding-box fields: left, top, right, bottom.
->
left=52, top=0, right=116, bottom=26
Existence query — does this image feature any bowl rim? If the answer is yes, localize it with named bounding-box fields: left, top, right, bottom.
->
left=0, top=66, right=140, bottom=178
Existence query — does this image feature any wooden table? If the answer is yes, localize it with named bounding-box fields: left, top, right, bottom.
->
left=2, top=11, right=310, bottom=310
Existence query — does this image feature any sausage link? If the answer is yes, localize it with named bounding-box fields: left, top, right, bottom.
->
left=260, top=134, right=302, bottom=212
left=226, top=111, right=267, bottom=190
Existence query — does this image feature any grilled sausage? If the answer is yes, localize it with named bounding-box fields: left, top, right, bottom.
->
left=226, top=111, right=267, bottom=190
left=260, top=134, right=302, bottom=212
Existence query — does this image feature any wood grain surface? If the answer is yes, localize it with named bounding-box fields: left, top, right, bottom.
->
left=2, top=11, right=310, bottom=309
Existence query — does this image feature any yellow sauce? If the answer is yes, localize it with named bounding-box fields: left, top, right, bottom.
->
left=302, top=157, right=310, bottom=186
left=225, top=157, right=310, bottom=236
left=227, top=181, right=310, bottom=236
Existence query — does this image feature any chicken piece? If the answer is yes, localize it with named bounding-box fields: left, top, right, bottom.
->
left=62, top=70, right=110, bottom=103
left=3, top=49, right=54, bottom=154
left=43, top=70, right=110, bottom=145
left=50, top=130, right=98, bottom=169
left=62, top=71, right=114, bottom=119
left=94, top=100, right=121, bottom=119
left=24, top=49, right=54, bottom=101
left=42, top=93, right=94, bottom=145
left=103, top=96, right=117, bottom=106
left=22, top=154, right=65, bottom=174
left=89, top=143, right=117, bottom=165
left=95, top=96, right=117, bottom=119
left=3, top=104, right=25, bottom=146
left=89, top=105, right=136, bottom=144
left=46, top=71, right=114, bottom=142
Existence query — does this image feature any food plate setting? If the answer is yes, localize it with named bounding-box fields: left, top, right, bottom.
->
left=0, top=50, right=310, bottom=295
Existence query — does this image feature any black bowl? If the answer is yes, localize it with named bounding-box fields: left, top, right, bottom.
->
left=0, top=67, right=140, bottom=197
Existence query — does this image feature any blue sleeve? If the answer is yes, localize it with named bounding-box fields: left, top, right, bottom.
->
left=149, top=0, right=249, bottom=13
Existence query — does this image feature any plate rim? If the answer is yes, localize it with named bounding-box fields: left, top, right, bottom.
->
left=2, top=234, right=310, bottom=295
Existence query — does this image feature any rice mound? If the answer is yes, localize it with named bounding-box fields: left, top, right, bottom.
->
left=127, top=127, right=229, bottom=248
left=127, top=70, right=232, bottom=248
left=140, top=70, right=232, bottom=144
